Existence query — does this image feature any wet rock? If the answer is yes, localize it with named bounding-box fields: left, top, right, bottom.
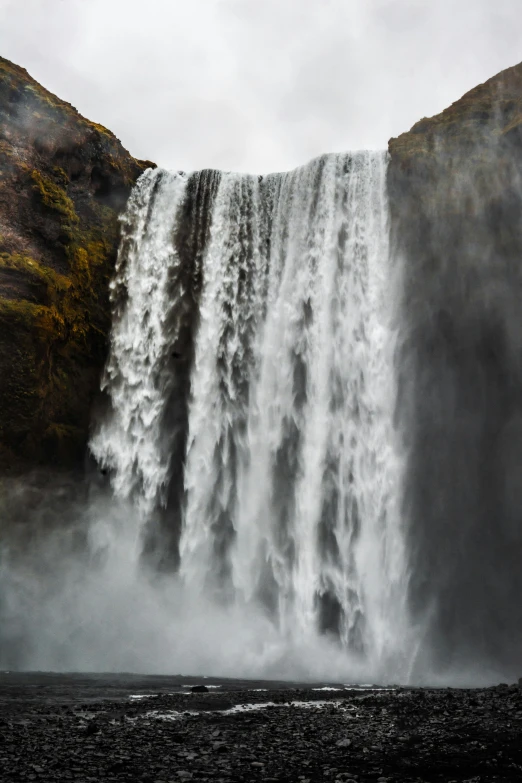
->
left=191, top=698, right=232, bottom=711
left=2, top=677, right=522, bottom=781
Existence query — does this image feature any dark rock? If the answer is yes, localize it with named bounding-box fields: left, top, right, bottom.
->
left=388, top=60, right=522, bottom=676
left=0, top=56, right=154, bottom=474
left=191, top=698, right=232, bottom=711
left=190, top=685, right=209, bottom=693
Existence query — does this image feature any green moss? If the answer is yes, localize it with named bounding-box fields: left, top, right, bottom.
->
left=0, top=56, right=154, bottom=473
left=0, top=141, right=13, bottom=158
left=31, top=169, right=79, bottom=225
left=0, top=296, right=39, bottom=318
left=42, top=422, right=83, bottom=442
left=390, top=64, right=522, bottom=168
left=0, top=252, right=69, bottom=291
left=22, top=83, right=64, bottom=115
left=0, top=248, right=101, bottom=349
left=52, top=166, right=69, bottom=186
left=0, top=253, right=71, bottom=306
left=502, top=114, right=522, bottom=136
left=0, top=298, right=45, bottom=336
left=89, top=121, right=112, bottom=138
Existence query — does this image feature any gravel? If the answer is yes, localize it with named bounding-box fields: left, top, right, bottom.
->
left=1, top=674, right=522, bottom=781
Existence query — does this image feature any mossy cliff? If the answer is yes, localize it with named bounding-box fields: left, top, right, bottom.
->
left=0, top=56, right=154, bottom=473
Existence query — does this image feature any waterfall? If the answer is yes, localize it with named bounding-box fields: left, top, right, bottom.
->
left=91, top=151, right=409, bottom=679
left=90, top=170, right=189, bottom=521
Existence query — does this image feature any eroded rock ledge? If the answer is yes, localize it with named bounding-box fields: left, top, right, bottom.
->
left=0, top=57, right=154, bottom=473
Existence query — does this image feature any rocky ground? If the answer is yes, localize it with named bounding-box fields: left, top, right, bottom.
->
left=1, top=674, right=522, bottom=782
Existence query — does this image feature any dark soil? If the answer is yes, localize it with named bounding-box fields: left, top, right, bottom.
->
left=1, top=673, right=521, bottom=782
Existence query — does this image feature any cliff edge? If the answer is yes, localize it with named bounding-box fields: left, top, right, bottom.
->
left=388, top=61, right=522, bottom=250
left=388, top=62, right=522, bottom=667
left=0, top=57, right=154, bottom=473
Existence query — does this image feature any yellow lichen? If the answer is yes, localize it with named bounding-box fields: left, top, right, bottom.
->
left=89, top=121, right=112, bottom=138
left=501, top=114, right=522, bottom=136
left=0, top=252, right=70, bottom=295
left=52, top=166, right=69, bottom=186
left=0, top=141, right=15, bottom=162
left=0, top=56, right=153, bottom=471
left=31, top=169, right=79, bottom=225
left=71, top=246, right=92, bottom=287
left=0, top=297, right=44, bottom=329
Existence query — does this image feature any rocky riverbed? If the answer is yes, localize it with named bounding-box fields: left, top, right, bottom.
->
left=1, top=673, right=522, bottom=782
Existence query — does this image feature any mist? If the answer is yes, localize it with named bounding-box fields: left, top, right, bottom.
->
left=0, top=473, right=393, bottom=682
left=1, top=470, right=512, bottom=687
left=390, top=100, right=522, bottom=683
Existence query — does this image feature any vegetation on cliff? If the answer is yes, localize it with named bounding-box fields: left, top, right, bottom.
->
left=0, top=56, right=155, bottom=473
left=388, top=61, right=522, bottom=215
left=387, top=61, right=522, bottom=331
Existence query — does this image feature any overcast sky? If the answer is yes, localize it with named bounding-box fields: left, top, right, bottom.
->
left=1, top=0, right=521, bottom=173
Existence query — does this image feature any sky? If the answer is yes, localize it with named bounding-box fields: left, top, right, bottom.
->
left=1, top=0, right=521, bottom=174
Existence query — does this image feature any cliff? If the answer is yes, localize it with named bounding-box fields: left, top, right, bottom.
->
left=388, top=62, right=522, bottom=668
left=388, top=62, right=522, bottom=271
left=2, top=55, right=522, bottom=480
left=0, top=57, right=154, bottom=473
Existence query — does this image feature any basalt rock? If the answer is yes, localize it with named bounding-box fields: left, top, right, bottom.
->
left=388, top=61, right=522, bottom=270
left=388, top=62, right=522, bottom=672
left=0, top=57, right=154, bottom=474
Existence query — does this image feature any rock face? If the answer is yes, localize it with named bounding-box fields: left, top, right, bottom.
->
left=388, top=61, right=522, bottom=258
left=0, top=57, right=154, bottom=473
left=388, top=63, right=522, bottom=672
left=2, top=54, right=522, bottom=486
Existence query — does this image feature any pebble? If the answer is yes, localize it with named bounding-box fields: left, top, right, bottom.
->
left=1, top=680, right=521, bottom=782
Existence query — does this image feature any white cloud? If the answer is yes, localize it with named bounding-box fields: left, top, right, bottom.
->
left=1, top=0, right=521, bottom=172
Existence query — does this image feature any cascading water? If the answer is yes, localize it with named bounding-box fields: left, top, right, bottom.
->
left=91, top=151, right=410, bottom=680
left=90, top=170, right=189, bottom=522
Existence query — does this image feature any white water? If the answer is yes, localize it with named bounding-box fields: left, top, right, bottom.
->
left=90, top=152, right=410, bottom=681
left=90, top=169, right=189, bottom=524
